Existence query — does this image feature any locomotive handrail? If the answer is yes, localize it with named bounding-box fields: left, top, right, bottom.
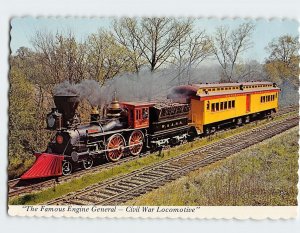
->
left=62, top=138, right=71, bottom=156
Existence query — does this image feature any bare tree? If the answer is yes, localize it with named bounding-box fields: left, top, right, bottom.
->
left=112, top=18, right=193, bottom=99
left=210, top=22, right=255, bottom=82
left=118, top=17, right=194, bottom=72
left=113, top=18, right=147, bottom=73
left=31, top=30, right=89, bottom=86
left=170, top=30, right=213, bottom=84
left=264, top=35, right=299, bottom=86
left=85, top=30, right=135, bottom=84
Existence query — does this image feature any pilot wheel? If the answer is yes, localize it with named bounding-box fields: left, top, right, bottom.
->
left=82, top=157, right=93, bottom=169
left=62, top=160, right=73, bottom=176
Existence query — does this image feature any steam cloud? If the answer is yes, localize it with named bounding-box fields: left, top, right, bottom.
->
left=54, top=80, right=105, bottom=106
left=53, top=66, right=221, bottom=106
left=53, top=65, right=295, bottom=107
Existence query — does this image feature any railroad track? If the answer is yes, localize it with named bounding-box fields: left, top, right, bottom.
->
left=8, top=105, right=298, bottom=199
left=45, top=114, right=299, bottom=205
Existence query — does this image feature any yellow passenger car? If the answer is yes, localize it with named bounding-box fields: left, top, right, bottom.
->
left=169, top=82, right=280, bottom=135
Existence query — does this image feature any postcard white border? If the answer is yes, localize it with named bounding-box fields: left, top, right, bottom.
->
left=1, top=0, right=300, bottom=233
left=8, top=205, right=297, bottom=219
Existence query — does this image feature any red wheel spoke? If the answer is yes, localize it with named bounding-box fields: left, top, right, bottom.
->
left=106, top=134, right=124, bottom=162
left=129, top=131, right=143, bottom=156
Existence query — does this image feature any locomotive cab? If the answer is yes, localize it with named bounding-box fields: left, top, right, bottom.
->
left=120, top=102, right=154, bottom=129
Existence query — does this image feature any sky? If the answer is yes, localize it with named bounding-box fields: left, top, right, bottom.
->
left=10, top=17, right=299, bottom=63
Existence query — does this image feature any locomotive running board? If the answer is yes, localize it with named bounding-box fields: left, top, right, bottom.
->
left=20, top=153, right=64, bottom=180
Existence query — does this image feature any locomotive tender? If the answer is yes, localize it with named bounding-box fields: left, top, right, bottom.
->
left=21, top=81, right=280, bottom=180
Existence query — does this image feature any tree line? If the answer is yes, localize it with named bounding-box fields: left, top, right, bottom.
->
left=8, top=18, right=299, bottom=178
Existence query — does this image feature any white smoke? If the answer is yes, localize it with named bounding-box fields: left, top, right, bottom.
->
left=53, top=67, right=219, bottom=106
left=54, top=80, right=105, bottom=106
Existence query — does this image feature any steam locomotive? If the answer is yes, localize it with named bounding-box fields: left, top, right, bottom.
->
left=21, top=81, right=280, bottom=180
left=21, top=93, right=191, bottom=179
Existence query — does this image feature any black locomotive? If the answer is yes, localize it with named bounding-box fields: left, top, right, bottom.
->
left=21, top=93, right=191, bottom=178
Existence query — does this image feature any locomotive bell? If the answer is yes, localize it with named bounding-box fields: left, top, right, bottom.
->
left=107, top=93, right=122, bottom=118
left=110, top=100, right=121, bottom=110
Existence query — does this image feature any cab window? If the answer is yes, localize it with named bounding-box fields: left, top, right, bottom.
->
left=135, top=109, right=141, bottom=120
left=142, top=108, right=148, bottom=119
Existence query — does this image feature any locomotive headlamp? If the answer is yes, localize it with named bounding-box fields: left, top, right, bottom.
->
left=46, top=109, right=62, bottom=130
left=47, top=114, right=55, bottom=128
left=56, top=135, right=64, bottom=144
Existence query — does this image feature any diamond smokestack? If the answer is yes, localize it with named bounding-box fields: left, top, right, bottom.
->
left=54, top=95, right=80, bottom=127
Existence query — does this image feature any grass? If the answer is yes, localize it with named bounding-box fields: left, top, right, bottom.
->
left=126, top=127, right=299, bottom=206
left=9, top=111, right=298, bottom=205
